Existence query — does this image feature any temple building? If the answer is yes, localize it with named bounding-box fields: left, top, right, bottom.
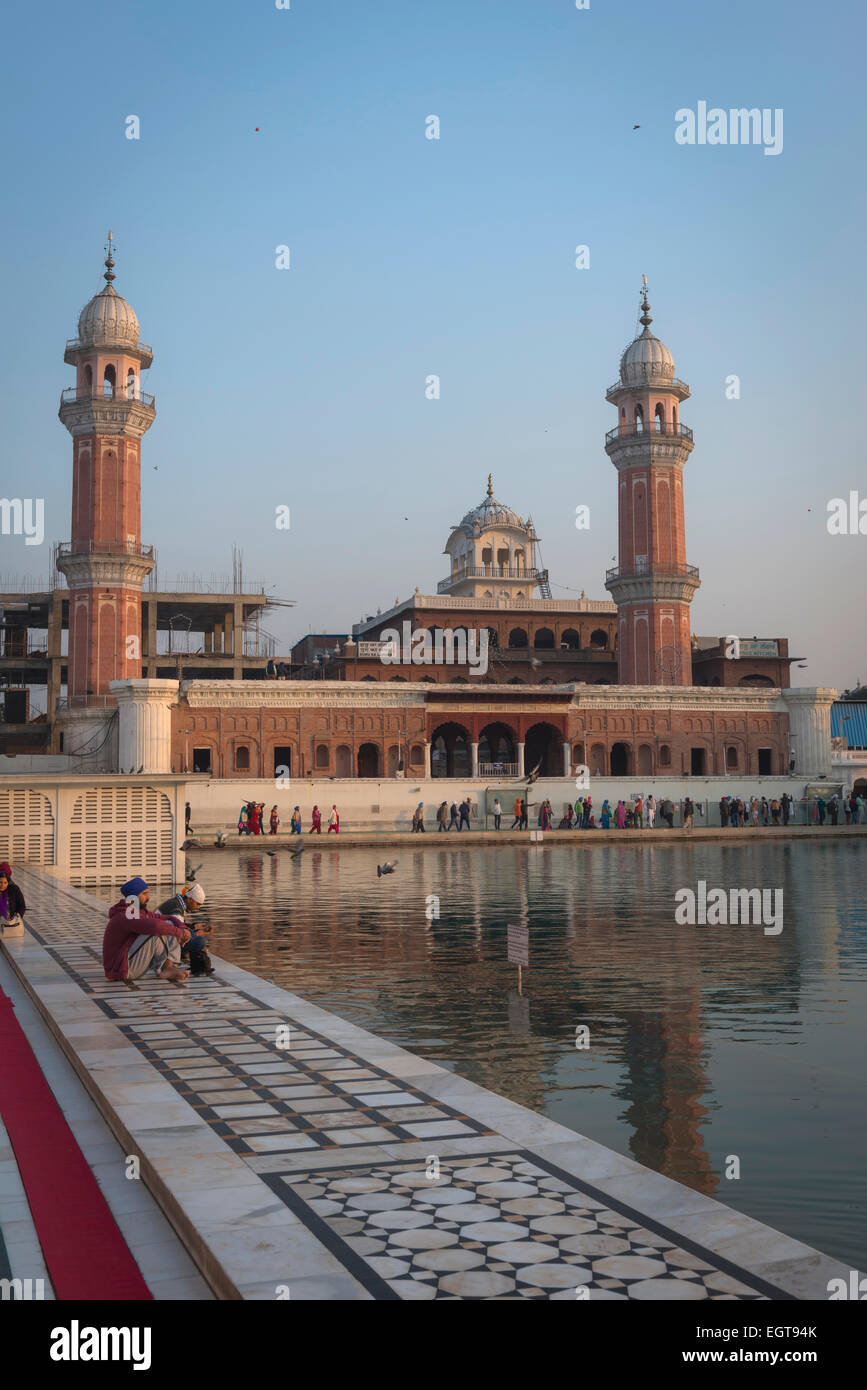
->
left=0, top=247, right=840, bottom=791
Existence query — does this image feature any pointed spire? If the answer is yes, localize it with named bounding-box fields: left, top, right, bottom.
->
left=639, top=273, right=652, bottom=329
left=487, top=472, right=493, bottom=498
left=103, top=229, right=116, bottom=287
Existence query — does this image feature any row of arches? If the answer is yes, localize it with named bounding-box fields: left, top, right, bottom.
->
left=81, top=363, right=139, bottom=399
left=618, top=401, right=678, bottom=433
left=225, top=741, right=427, bottom=778
left=431, top=721, right=564, bottom=777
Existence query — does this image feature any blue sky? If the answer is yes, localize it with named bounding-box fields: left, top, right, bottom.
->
left=1, top=0, right=865, bottom=688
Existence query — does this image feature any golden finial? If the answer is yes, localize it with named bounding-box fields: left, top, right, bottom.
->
left=639, top=274, right=652, bottom=328
left=104, top=229, right=116, bottom=286
left=487, top=473, right=493, bottom=498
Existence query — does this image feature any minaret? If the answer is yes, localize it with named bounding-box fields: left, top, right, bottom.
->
left=604, top=281, right=699, bottom=685
left=56, top=234, right=156, bottom=763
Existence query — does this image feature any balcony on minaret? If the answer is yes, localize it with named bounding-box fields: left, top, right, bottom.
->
left=606, top=561, right=700, bottom=585
left=605, top=419, right=693, bottom=446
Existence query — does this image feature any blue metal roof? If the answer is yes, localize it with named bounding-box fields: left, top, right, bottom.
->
left=831, top=702, right=867, bottom=748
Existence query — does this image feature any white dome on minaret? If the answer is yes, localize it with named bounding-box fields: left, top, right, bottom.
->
left=619, top=285, right=675, bottom=386
left=76, top=234, right=141, bottom=349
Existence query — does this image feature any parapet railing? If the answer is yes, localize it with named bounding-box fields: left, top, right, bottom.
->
left=605, top=421, right=694, bottom=444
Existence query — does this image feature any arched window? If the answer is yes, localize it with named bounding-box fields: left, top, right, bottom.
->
left=497, top=547, right=509, bottom=572
left=314, top=744, right=329, bottom=768
left=634, top=405, right=644, bottom=432
left=419, top=675, right=436, bottom=683
left=533, top=627, right=555, bottom=649
left=514, top=548, right=525, bottom=572
left=620, top=406, right=626, bottom=436
left=654, top=403, right=665, bottom=432
left=103, top=365, right=116, bottom=399
left=126, top=369, right=137, bottom=399
left=508, top=628, right=528, bottom=648
left=507, top=677, right=525, bottom=685
left=389, top=675, right=407, bottom=682
left=235, top=745, right=250, bottom=770
left=561, top=629, right=580, bottom=650
left=84, top=364, right=93, bottom=392
left=726, top=745, right=739, bottom=769
left=589, top=628, right=608, bottom=650
left=361, top=674, right=377, bottom=682
left=659, top=743, right=671, bottom=766
left=410, top=745, right=424, bottom=766
left=482, top=547, right=492, bottom=570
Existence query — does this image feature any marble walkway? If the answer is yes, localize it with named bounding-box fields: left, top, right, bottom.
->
left=1, top=866, right=850, bottom=1301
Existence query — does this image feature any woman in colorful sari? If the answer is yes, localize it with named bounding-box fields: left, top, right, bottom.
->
left=290, top=806, right=302, bottom=835
left=615, top=800, right=626, bottom=829
left=237, top=804, right=248, bottom=836
left=309, top=805, right=322, bottom=834
left=600, top=800, right=611, bottom=829
left=269, top=805, right=280, bottom=835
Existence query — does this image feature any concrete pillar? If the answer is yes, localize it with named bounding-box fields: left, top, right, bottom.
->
left=224, top=606, right=234, bottom=654
left=562, top=742, right=571, bottom=777
left=517, top=741, right=525, bottom=777
left=781, top=688, right=837, bottom=778
left=110, top=679, right=179, bottom=774
left=424, top=741, right=432, bottom=778
left=146, top=599, right=158, bottom=667
left=214, top=621, right=223, bottom=653
left=471, top=741, right=479, bottom=779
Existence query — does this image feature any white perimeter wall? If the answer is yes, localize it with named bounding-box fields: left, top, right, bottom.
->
left=183, top=774, right=847, bottom=833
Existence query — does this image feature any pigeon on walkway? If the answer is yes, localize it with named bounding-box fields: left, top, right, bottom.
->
left=185, top=862, right=202, bottom=881
left=377, top=861, right=398, bottom=878
left=214, top=831, right=228, bottom=848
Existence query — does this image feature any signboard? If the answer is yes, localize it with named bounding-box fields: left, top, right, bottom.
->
left=507, top=924, right=529, bottom=968
left=739, top=639, right=779, bottom=658
left=356, top=640, right=386, bottom=658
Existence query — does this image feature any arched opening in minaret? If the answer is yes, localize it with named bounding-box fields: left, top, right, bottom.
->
left=482, top=546, right=493, bottom=571
left=610, top=742, right=631, bottom=775
left=524, top=722, right=563, bottom=777
left=103, top=365, right=116, bottom=399
left=589, top=628, right=608, bottom=650
left=634, top=405, right=644, bottom=432
left=84, top=365, right=93, bottom=393
left=561, top=629, right=580, bottom=650
left=497, top=547, right=509, bottom=572
left=514, top=548, right=525, bottom=572
left=508, top=627, right=528, bottom=648
left=654, top=403, right=665, bottom=431
left=126, top=368, right=137, bottom=399
left=672, top=405, right=678, bottom=429
left=533, top=627, right=555, bottom=649
left=620, top=407, right=626, bottom=435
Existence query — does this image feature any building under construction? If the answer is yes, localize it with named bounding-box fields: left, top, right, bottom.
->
left=0, top=548, right=292, bottom=756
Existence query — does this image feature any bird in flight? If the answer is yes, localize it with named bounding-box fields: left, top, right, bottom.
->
left=633, top=124, right=641, bottom=130
left=377, top=861, right=398, bottom=878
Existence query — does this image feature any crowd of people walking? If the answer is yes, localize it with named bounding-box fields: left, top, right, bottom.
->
left=218, top=788, right=866, bottom=839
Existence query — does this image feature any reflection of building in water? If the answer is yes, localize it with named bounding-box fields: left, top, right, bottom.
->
left=215, top=842, right=814, bottom=1192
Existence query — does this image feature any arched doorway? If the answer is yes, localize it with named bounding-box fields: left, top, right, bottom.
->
left=610, top=742, right=631, bottom=775
left=533, top=628, right=555, bottom=649
left=524, top=722, right=563, bottom=777
left=357, top=743, right=380, bottom=777
left=637, top=744, right=653, bottom=775
left=430, top=722, right=471, bottom=778
left=478, top=722, right=517, bottom=774
left=335, top=745, right=352, bottom=777
left=386, top=744, right=401, bottom=776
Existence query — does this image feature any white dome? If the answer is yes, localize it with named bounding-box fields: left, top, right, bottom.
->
left=77, top=284, right=141, bottom=348
left=619, top=327, right=675, bottom=385
left=457, top=480, right=528, bottom=537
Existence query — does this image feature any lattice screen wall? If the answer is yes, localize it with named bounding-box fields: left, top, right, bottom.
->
left=68, top=786, right=174, bottom=884
left=0, top=789, right=56, bottom=866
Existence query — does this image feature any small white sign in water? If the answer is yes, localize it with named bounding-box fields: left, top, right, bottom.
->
left=507, top=924, right=529, bottom=968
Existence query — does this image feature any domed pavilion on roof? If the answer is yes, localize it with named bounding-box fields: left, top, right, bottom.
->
left=442, top=475, right=543, bottom=602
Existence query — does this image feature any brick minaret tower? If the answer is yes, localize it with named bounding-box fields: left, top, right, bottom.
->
left=604, top=281, right=700, bottom=686
left=56, top=234, right=156, bottom=763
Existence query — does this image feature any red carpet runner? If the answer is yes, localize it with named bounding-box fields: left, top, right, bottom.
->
left=0, top=989, right=152, bottom=1299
